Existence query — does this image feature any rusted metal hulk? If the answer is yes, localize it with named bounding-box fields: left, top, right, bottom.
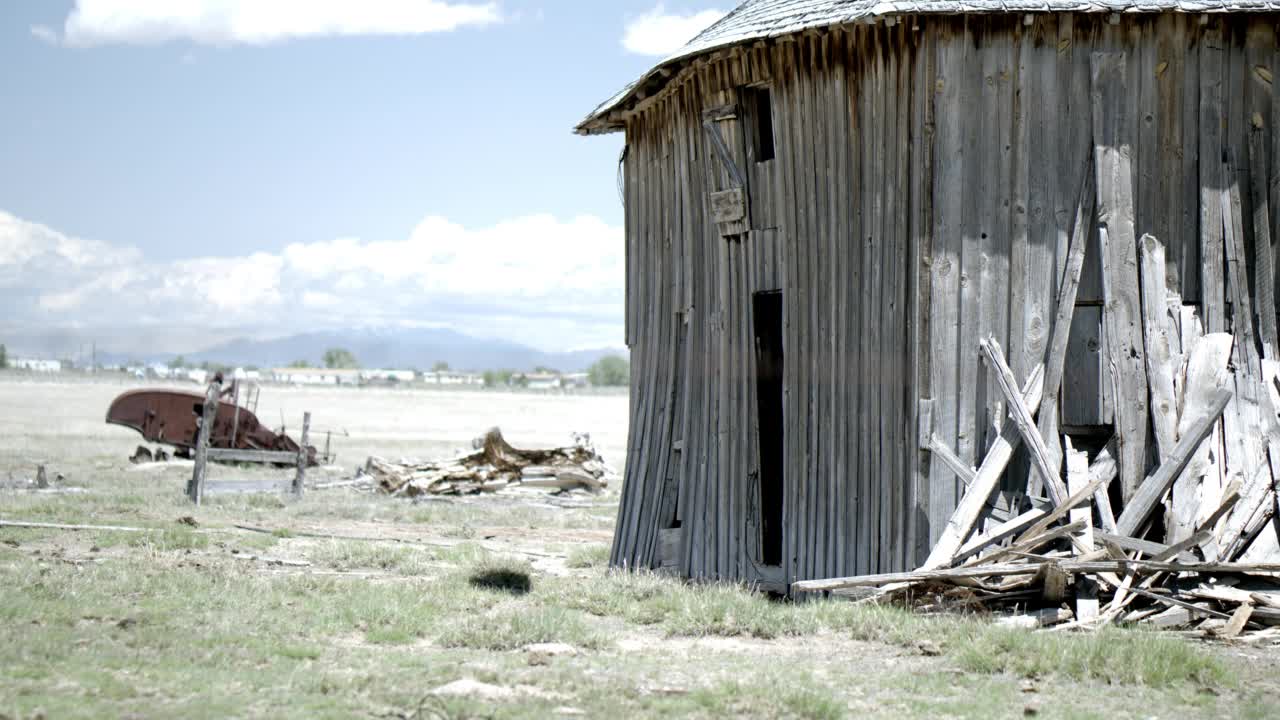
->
left=106, top=388, right=315, bottom=464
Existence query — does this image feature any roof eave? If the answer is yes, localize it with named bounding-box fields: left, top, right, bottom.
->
left=574, top=1, right=1280, bottom=136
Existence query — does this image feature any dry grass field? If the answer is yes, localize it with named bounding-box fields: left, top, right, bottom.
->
left=1, top=376, right=1278, bottom=719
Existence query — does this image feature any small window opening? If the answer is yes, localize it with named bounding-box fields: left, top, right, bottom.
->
left=746, top=87, right=775, bottom=163
left=753, top=291, right=784, bottom=566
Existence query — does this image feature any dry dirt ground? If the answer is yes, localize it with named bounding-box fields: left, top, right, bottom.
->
left=1, top=376, right=1278, bottom=719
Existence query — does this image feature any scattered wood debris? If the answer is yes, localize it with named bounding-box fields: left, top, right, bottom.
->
left=793, top=233, right=1280, bottom=642
left=358, top=428, right=615, bottom=498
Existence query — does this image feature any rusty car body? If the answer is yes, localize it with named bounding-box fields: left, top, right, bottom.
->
left=106, top=388, right=315, bottom=463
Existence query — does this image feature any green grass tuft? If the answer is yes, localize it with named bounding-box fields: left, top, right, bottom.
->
left=566, top=543, right=611, bottom=569
left=438, top=605, right=599, bottom=651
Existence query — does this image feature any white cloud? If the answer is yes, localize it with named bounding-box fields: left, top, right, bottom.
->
left=46, top=0, right=501, bottom=48
left=622, top=4, right=727, bottom=57
left=30, top=25, right=60, bottom=46
left=0, top=209, right=623, bottom=354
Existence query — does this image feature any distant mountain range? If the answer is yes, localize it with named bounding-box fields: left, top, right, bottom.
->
left=7, top=327, right=624, bottom=373
left=184, top=328, right=622, bottom=372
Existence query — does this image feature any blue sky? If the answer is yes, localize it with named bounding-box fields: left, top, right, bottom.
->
left=0, top=1, right=729, bottom=355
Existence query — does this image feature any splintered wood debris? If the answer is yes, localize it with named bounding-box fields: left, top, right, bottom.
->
left=358, top=428, right=615, bottom=498
left=794, top=234, right=1280, bottom=642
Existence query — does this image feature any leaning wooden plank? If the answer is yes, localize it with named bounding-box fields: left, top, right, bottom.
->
left=1221, top=181, right=1269, bottom=497
left=922, top=365, right=1046, bottom=570
left=1066, top=439, right=1099, bottom=621
left=1089, top=445, right=1119, bottom=533
left=1094, top=531, right=1198, bottom=563
left=1013, top=469, right=1108, bottom=547
left=1221, top=603, right=1256, bottom=639
left=1250, top=126, right=1279, bottom=361
left=980, top=338, right=1069, bottom=505
left=1092, top=52, right=1150, bottom=501
left=928, top=434, right=977, bottom=488
left=794, top=557, right=1280, bottom=593
left=1139, top=234, right=1179, bottom=463
left=792, top=562, right=1051, bottom=593
left=1123, top=586, right=1234, bottom=621
left=1170, top=333, right=1235, bottom=542
left=1115, top=386, right=1235, bottom=537
left=1218, top=462, right=1278, bottom=561
left=952, top=506, right=1050, bottom=564
left=1038, top=162, right=1097, bottom=475
left=982, top=521, right=1088, bottom=567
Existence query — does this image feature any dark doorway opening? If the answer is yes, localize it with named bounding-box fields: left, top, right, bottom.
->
left=744, top=86, right=775, bottom=163
left=753, top=291, right=784, bottom=566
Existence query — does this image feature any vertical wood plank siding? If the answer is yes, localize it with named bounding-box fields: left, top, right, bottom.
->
left=611, top=13, right=1280, bottom=589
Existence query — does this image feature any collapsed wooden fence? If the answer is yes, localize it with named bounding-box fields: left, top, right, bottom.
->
left=186, top=379, right=312, bottom=505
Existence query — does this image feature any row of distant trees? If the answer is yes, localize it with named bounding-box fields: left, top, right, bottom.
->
left=0, top=342, right=629, bottom=387
left=283, top=348, right=630, bottom=387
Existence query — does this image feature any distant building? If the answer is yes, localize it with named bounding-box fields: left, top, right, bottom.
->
left=422, top=371, right=484, bottom=386
left=11, top=358, right=61, bottom=373
left=561, top=372, right=590, bottom=389
left=271, top=368, right=361, bottom=386
left=232, top=368, right=262, bottom=382
left=361, top=369, right=416, bottom=384
left=522, top=373, right=561, bottom=391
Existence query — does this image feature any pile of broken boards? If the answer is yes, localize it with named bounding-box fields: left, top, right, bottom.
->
left=360, top=428, right=615, bottom=498
left=799, top=223, right=1280, bottom=641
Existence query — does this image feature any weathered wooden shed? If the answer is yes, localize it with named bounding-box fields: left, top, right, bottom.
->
left=578, top=0, right=1280, bottom=592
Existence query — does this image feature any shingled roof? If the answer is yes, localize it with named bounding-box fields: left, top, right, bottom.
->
left=576, top=0, right=1280, bottom=134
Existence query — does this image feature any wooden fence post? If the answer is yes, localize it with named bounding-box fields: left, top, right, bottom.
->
left=292, top=412, right=310, bottom=497
left=187, top=380, right=220, bottom=505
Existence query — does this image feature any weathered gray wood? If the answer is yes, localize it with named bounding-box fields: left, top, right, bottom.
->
left=1066, top=438, right=1099, bottom=621
left=1169, top=333, right=1234, bottom=541
left=923, top=364, right=1044, bottom=570
left=292, top=411, right=310, bottom=496
left=1092, top=51, right=1150, bottom=501
left=953, top=505, right=1049, bottom=564
left=1115, top=386, right=1235, bottom=537
left=1089, top=446, right=1119, bottom=534
left=187, top=380, right=220, bottom=506
left=1140, top=234, right=1179, bottom=463
left=599, top=14, right=1280, bottom=592
left=1250, top=126, right=1279, bottom=360
left=793, top=558, right=1280, bottom=593
left=1200, top=21, right=1227, bottom=335
left=1038, top=161, right=1095, bottom=474
left=206, top=449, right=299, bottom=465
left=1013, top=472, right=1108, bottom=548
left=929, top=434, right=975, bottom=488
left=1095, top=531, right=1199, bottom=563
left=1218, top=461, right=1277, bottom=561
left=979, top=338, right=1069, bottom=506
left=927, top=30, right=967, bottom=546
left=1062, top=305, right=1107, bottom=425
left=1222, top=180, right=1267, bottom=484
